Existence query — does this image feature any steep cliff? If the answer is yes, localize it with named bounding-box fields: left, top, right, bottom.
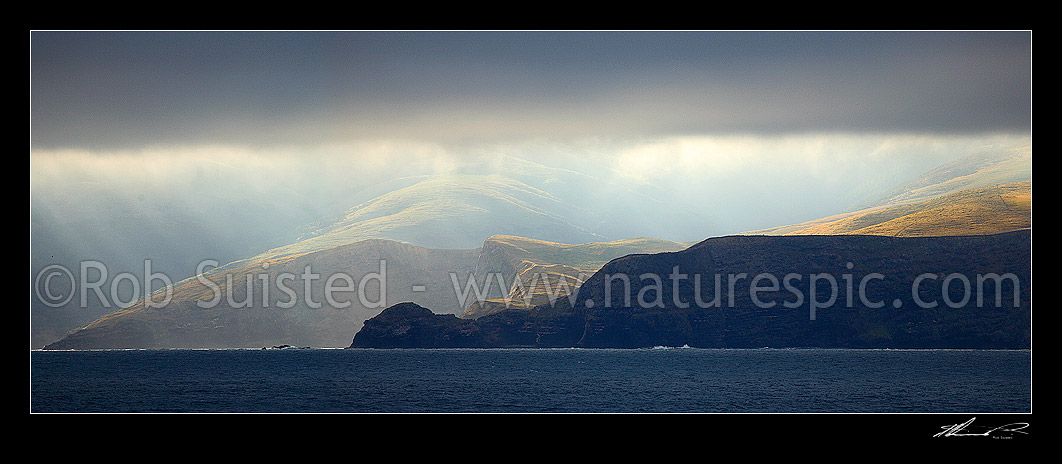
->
left=350, top=231, right=1031, bottom=349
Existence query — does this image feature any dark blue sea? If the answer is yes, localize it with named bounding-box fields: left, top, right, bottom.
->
left=31, top=348, right=1031, bottom=414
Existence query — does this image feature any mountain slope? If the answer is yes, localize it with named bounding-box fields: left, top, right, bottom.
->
left=42, top=233, right=695, bottom=350
left=750, top=181, right=1030, bottom=237
left=242, top=152, right=712, bottom=262
left=44, top=239, right=480, bottom=350
left=255, top=173, right=606, bottom=256
left=351, top=230, right=1031, bottom=349
left=858, top=145, right=1031, bottom=209
left=461, top=235, right=692, bottom=318
left=749, top=145, right=1031, bottom=237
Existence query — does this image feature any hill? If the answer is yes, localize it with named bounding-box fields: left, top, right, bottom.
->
left=243, top=153, right=707, bottom=262
left=44, top=239, right=480, bottom=350
left=351, top=231, right=1031, bottom=349
left=750, top=181, right=1030, bottom=237
left=461, top=235, right=692, bottom=318
left=255, top=173, right=605, bottom=256
left=43, top=234, right=693, bottom=350
left=39, top=146, right=1033, bottom=350
left=863, top=145, right=1031, bottom=208
left=749, top=145, right=1031, bottom=237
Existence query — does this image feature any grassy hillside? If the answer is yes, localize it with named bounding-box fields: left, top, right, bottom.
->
left=749, top=145, right=1032, bottom=237
left=859, top=145, right=1031, bottom=209
left=241, top=152, right=712, bottom=263
left=252, top=173, right=606, bottom=257
left=461, top=235, right=692, bottom=318
left=757, top=182, right=1030, bottom=237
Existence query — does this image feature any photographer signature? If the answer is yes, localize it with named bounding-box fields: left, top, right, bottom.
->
left=934, top=417, right=1029, bottom=438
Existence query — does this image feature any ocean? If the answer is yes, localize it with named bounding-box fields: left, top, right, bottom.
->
left=30, top=348, right=1031, bottom=414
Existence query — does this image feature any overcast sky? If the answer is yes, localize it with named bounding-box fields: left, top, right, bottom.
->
left=31, top=30, right=1031, bottom=150
left=29, top=30, right=1033, bottom=253
left=28, top=30, right=1034, bottom=349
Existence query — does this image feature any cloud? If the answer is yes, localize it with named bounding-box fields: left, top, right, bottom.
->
left=29, top=131, right=1031, bottom=304
left=30, top=31, right=1031, bottom=151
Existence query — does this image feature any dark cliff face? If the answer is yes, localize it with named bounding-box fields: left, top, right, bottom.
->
left=349, top=302, right=481, bottom=348
left=350, top=231, right=1031, bottom=349
left=349, top=302, right=585, bottom=348
left=572, top=231, right=1031, bottom=348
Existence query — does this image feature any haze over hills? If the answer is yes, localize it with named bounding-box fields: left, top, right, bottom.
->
left=857, top=145, right=1032, bottom=209
left=347, top=143, right=1033, bottom=350
left=31, top=151, right=702, bottom=348
left=748, top=181, right=1031, bottom=237
left=39, top=143, right=1032, bottom=350
left=248, top=153, right=705, bottom=260
left=44, top=239, right=480, bottom=350
left=42, top=234, right=695, bottom=350
left=267, top=173, right=604, bottom=255
left=748, top=146, right=1032, bottom=236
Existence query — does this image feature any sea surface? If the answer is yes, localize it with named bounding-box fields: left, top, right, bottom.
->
left=30, top=348, right=1031, bottom=413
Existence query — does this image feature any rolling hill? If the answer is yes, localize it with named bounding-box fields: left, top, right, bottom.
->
left=236, top=152, right=713, bottom=265
left=44, top=239, right=481, bottom=350
left=262, top=173, right=606, bottom=255
left=748, top=181, right=1031, bottom=237
left=862, top=145, right=1032, bottom=208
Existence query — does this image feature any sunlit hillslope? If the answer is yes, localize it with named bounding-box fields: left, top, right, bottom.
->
left=860, top=145, right=1031, bottom=208
left=778, top=181, right=1030, bottom=237
left=461, top=235, right=692, bottom=318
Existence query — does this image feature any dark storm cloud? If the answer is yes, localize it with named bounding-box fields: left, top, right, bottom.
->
left=30, top=30, right=1031, bottom=149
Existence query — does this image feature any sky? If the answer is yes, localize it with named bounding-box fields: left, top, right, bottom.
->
left=31, top=31, right=1031, bottom=150
left=29, top=30, right=1033, bottom=347
left=30, top=30, right=1032, bottom=265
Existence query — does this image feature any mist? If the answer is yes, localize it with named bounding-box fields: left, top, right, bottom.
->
left=29, top=30, right=1032, bottom=348
left=30, top=132, right=1029, bottom=275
